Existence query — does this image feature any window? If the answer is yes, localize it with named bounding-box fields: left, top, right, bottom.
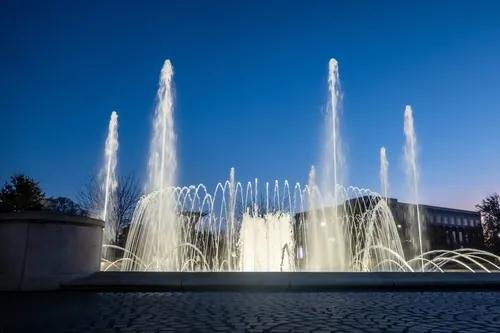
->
left=450, top=217, right=455, bottom=225
left=437, top=216, right=442, bottom=223
left=457, top=218, right=462, bottom=226
left=443, top=217, right=448, bottom=224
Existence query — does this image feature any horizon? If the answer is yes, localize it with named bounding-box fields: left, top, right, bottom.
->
left=2, top=1, right=500, bottom=211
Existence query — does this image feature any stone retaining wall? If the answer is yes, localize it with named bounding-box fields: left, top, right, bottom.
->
left=0, top=211, right=104, bottom=290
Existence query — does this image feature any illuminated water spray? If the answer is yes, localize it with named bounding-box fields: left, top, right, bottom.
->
left=325, top=58, right=342, bottom=193
left=102, top=58, right=500, bottom=274
left=124, top=60, right=179, bottom=271
left=305, top=59, right=346, bottom=271
left=147, top=59, right=177, bottom=193
left=380, top=147, right=389, bottom=199
left=101, top=111, right=118, bottom=244
left=404, top=105, right=424, bottom=269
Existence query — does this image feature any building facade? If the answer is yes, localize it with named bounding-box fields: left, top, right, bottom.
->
left=385, top=198, right=484, bottom=257
left=293, top=196, right=485, bottom=263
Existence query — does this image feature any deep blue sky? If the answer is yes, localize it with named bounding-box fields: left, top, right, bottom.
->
left=1, top=1, right=499, bottom=209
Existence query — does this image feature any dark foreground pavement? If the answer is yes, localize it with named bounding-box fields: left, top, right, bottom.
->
left=1, top=292, right=500, bottom=333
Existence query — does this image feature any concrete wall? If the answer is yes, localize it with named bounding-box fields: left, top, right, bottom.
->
left=0, top=211, right=104, bottom=291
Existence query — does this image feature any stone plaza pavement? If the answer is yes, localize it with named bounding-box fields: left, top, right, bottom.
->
left=1, top=291, right=500, bottom=332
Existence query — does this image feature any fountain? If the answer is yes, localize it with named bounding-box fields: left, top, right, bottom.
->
left=301, top=58, right=348, bottom=272
left=98, top=58, right=499, bottom=273
left=123, top=60, right=180, bottom=271
left=100, top=111, right=119, bottom=246
left=404, top=105, right=426, bottom=269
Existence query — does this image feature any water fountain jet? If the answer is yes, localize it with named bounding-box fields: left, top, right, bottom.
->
left=100, top=111, right=119, bottom=245
left=380, top=147, right=389, bottom=200
left=123, top=60, right=180, bottom=271
left=403, top=105, right=425, bottom=270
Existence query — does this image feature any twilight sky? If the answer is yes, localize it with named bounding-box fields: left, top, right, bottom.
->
left=1, top=1, right=499, bottom=210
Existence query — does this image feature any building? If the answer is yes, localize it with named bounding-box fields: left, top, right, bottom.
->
left=293, top=196, right=485, bottom=263
left=386, top=198, right=484, bottom=253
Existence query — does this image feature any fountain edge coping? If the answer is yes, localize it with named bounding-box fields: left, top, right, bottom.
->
left=0, top=211, right=105, bottom=228
left=60, top=272, right=500, bottom=292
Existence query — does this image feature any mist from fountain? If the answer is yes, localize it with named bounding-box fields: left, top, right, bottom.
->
left=403, top=105, right=426, bottom=269
left=100, top=111, right=119, bottom=245
left=239, top=211, right=295, bottom=272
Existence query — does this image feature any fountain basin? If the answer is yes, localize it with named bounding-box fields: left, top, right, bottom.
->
left=0, top=212, right=104, bottom=291
left=63, top=271, right=500, bottom=292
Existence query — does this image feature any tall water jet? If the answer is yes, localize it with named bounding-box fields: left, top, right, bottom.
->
left=403, top=105, right=425, bottom=268
left=100, top=111, right=119, bottom=245
left=304, top=165, right=318, bottom=269
left=305, top=59, right=346, bottom=271
left=380, top=147, right=389, bottom=200
left=326, top=59, right=346, bottom=270
left=322, top=58, right=343, bottom=194
left=124, top=60, right=179, bottom=271
left=147, top=59, right=177, bottom=193
left=227, top=167, right=236, bottom=269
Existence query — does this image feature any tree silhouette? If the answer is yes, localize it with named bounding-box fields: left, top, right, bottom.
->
left=476, top=193, right=500, bottom=252
left=0, top=174, right=45, bottom=213
left=45, top=196, right=83, bottom=215
left=76, top=173, right=141, bottom=244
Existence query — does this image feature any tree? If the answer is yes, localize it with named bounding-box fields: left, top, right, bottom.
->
left=45, top=196, right=83, bottom=215
left=0, top=174, right=45, bottom=212
left=76, top=173, right=141, bottom=244
left=476, top=193, right=500, bottom=252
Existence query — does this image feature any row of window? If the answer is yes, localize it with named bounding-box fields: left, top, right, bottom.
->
left=445, top=229, right=468, bottom=245
left=428, top=215, right=480, bottom=227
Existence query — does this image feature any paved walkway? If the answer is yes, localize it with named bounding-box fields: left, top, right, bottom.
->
left=1, top=291, right=500, bottom=332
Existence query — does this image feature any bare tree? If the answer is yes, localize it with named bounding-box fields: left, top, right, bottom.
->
left=45, top=196, right=83, bottom=215
left=76, top=173, right=141, bottom=244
